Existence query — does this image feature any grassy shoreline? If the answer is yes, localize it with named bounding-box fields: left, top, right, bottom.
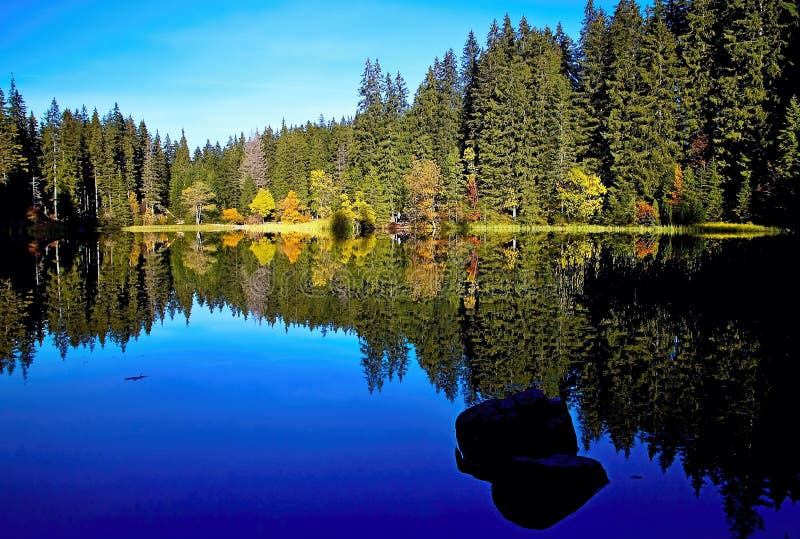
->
left=123, top=220, right=332, bottom=235
left=123, top=220, right=784, bottom=238
left=465, top=221, right=784, bottom=237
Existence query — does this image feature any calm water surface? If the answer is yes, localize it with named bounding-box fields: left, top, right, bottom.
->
left=1, top=231, right=798, bottom=538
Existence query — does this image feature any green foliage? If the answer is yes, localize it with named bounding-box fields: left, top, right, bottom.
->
left=0, top=89, right=26, bottom=186
left=238, top=174, right=257, bottom=215
left=181, top=181, right=216, bottom=225
left=2, top=2, right=800, bottom=229
left=777, top=96, right=800, bottom=180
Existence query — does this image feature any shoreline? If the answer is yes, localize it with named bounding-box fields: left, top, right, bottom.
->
left=465, top=221, right=784, bottom=238
left=122, top=220, right=784, bottom=238
left=122, top=220, right=332, bottom=235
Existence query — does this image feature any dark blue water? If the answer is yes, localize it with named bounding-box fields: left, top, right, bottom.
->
left=0, top=233, right=798, bottom=538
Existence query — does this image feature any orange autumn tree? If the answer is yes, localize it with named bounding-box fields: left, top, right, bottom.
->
left=279, top=233, right=308, bottom=264
left=221, top=208, right=245, bottom=224
left=278, top=190, right=310, bottom=224
left=634, top=200, right=659, bottom=225
left=666, top=164, right=684, bottom=224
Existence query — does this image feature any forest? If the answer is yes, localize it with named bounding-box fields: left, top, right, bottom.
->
left=1, top=0, right=798, bottom=230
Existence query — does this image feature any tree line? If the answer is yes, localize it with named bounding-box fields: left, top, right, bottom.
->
left=1, top=0, right=798, bottom=230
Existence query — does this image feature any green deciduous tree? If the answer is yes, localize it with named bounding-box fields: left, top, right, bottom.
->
left=181, top=181, right=216, bottom=225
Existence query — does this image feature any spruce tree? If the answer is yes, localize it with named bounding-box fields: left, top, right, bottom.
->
left=0, top=89, right=25, bottom=187
left=577, top=0, right=610, bottom=174
left=712, top=0, right=783, bottom=220
left=169, top=131, right=193, bottom=219
left=40, top=99, right=61, bottom=219
left=604, top=0, right=646, bottom=223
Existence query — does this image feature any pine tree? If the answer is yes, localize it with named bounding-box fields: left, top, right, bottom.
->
left=87, top=109, right=106, bottom=221
left=40, top=99, right=61, bottom=219
left=555, top=22, right=579, bottom=87
left=577, top=0, right=610, bottom=174
left=640, top=0, right=682, bottom=207
left=604, top=0, right=646, bottom=223
left=0, top=89, right=26, bottom=186
left=56, top=109, right=84, bottom=220
left=169, top=131, right=193, bottom=219
left=3, top=78, right=36, bottom=221
left=466, top=18, right=519, bottom=218
left=675, top=0, right=714, bottom=155
left=712, top=0, right=783, bottom=220
left=141, top=131, right=168, bottom=218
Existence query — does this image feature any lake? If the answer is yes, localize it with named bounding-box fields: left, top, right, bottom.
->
left=1, top=231, right=798, bottom=538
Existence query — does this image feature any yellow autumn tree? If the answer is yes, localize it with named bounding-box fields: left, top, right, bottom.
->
left=556, top=168, right=607, bottom=223
left=249, top=189, right=276, bottom=221
left=404, top=158, right=442, bottom=229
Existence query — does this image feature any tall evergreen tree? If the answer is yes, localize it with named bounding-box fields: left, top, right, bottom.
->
left=712, top=0, right=783, bottom=220
left=577, top=0, right=610, bottom=174
left=40, top=99, right=62, bottom=220
left=0, top=89, right=25, bottom=187
left=603, top=0, right=646, bottom=223
left=169, top=131, right=193, bottom=219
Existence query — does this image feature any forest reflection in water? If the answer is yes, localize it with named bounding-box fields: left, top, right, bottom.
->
left=1, top=230, right=798, bottom=538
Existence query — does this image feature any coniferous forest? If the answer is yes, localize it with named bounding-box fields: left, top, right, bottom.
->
left=1, top=0, right=799, bottom=230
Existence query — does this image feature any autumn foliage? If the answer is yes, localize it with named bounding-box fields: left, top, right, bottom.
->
left=667, top=164, right=684, bottom=209
left=279, top=233, right=308, bottom=264
left=634, top=201, right=658, bottom=225
left=221, top=208, right=245, bottom=224
left=279, top=190, right=310, bottom=224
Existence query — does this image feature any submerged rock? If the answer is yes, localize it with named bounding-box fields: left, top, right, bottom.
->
left=455, top=389, right=608, bottom=529
left=455, top=388, right=578, bottom=479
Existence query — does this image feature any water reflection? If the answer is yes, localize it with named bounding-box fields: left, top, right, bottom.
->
left=1, top=231, right=798, bottom=537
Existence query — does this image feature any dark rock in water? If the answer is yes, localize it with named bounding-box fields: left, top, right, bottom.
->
left=508, top=454, right=609, bottom=485
left=491, top=455, right=609, bottom=530
left=455, top=388, right=578, bottom=480
left=455, top=389, right=608, bottom=530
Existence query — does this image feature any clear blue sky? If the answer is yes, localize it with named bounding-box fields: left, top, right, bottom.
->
left=2, top=0, right=616, bottom=149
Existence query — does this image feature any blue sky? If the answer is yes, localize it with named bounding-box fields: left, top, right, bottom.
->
left=2, top=0, right=615, bottom=149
